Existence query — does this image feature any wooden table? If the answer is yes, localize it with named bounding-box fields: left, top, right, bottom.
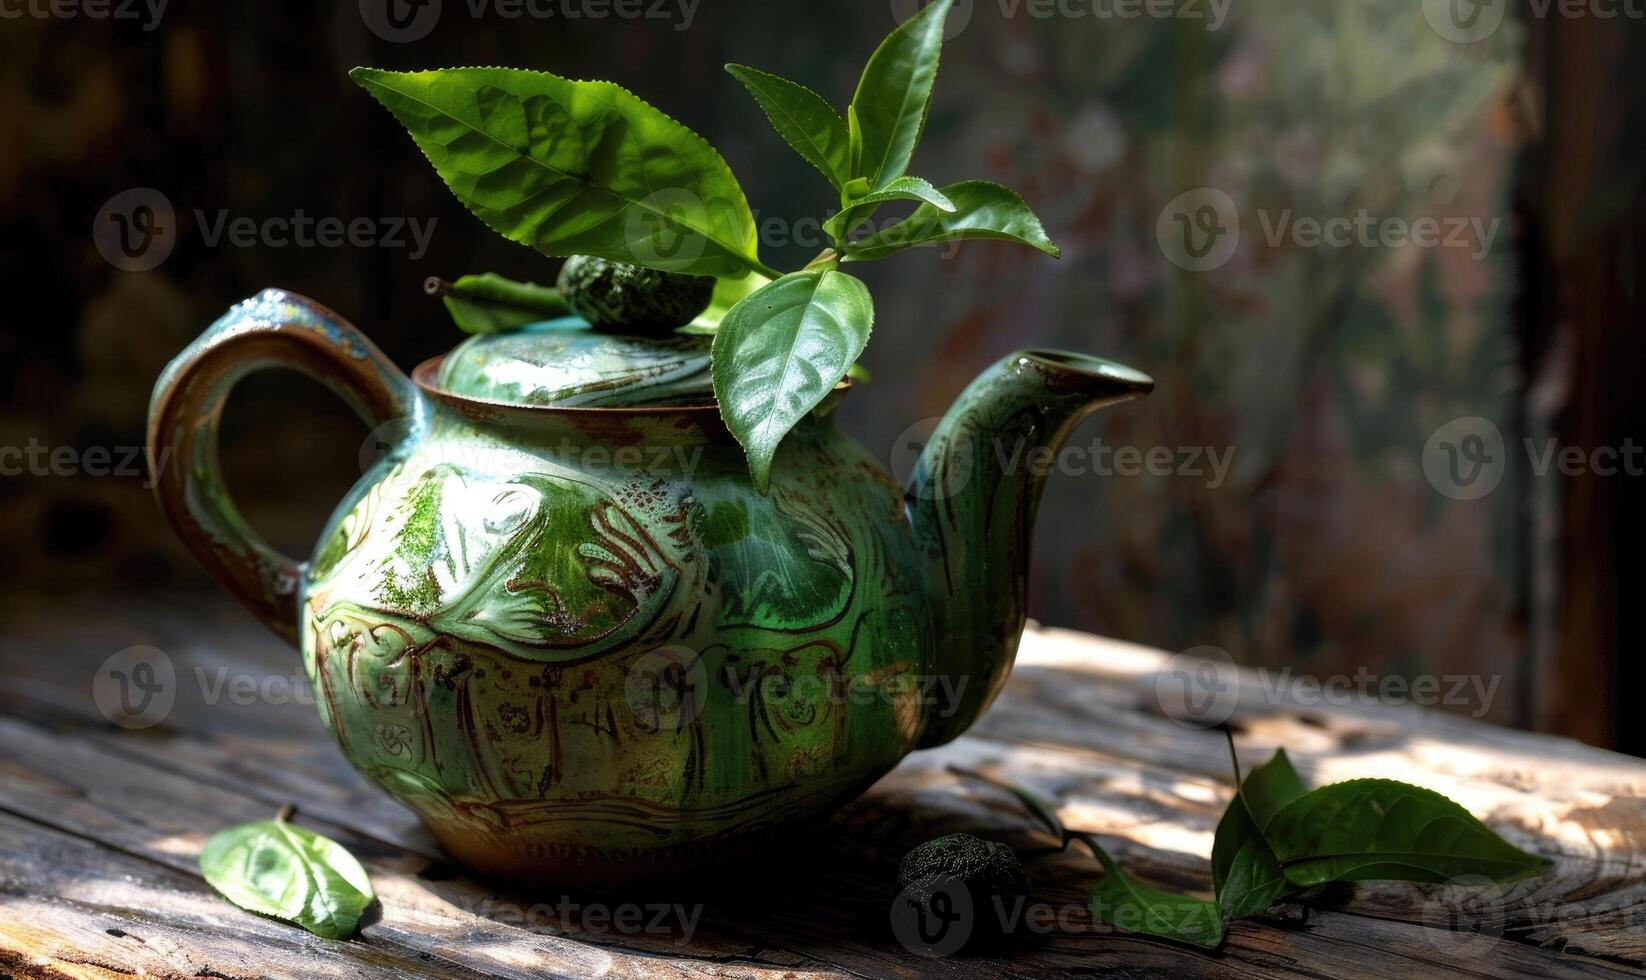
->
left=2, top=592, right=1643, bottom=979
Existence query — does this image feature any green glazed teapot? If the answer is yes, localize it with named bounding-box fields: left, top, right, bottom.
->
left=147, top=288, right=1153, bottom=883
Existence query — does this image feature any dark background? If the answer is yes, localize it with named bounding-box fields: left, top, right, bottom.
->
left=3, top=1, right=1642, bottom=750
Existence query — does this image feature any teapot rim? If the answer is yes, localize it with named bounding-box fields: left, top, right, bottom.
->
left=411, top=355, right=852, bottom=422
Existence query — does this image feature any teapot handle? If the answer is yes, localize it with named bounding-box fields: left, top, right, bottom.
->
left=146, top=289, right=422, bottom=645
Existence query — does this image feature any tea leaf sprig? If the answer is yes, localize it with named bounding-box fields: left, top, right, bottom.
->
left=952, top=736, right=1551, bottom=951
left=353, top=0, right=1058, bottom=490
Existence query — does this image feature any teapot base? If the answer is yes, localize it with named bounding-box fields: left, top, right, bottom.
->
left=427, top=823, right=772, bottom=890
left=417, top=777, right=886, bottom=890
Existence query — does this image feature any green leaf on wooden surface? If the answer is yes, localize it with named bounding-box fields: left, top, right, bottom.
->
left=1241, top=747, right=1309, bottom=829
left=1212, top=798, right=1291, bottom=921
left=726, top=64, right=852, bottom=189
left=1075, top=833, right=1224, bottom=949
left=200, top=817, right=375, bottom=940
left=434, top=272, right=567, bottom=334
left=1266, top=779, right=1554, bottom=887
left=1211, top=749, right=1309, bottom=919
left=849, top=0, right=953, bottom=189
left=1219, top=834, right=1292, bottom=922
left=842, top=180, right=1060, bottom=261
left=823, top=175, right=955, bottom=243
left=711, top=269, right=873, bottom=492
left=351, top=67, right=772, bottom=280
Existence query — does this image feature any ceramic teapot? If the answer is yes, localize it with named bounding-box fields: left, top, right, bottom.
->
left=147, top=288, right=1153, bottom=883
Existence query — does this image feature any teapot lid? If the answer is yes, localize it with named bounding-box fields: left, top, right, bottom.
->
left=435, top=317, right=714, bottom=408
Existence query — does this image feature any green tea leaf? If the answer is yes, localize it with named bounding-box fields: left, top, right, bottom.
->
left=1212, top=797, right=1290, bottom=921
left=351, top=67, right=773, bottom=280
left=712, top=270, right=873, bottom=492
left=200, top=819, right=375, bottom=940
left=436, top=273, right=567, bottom=335
left=1211, top=749, right=1308, bottom=919
left=726, top=64, right=852, bottom=189
left=1219, top=835, right=1291, bottom=921
left=849, top=0, right=953, bottom=189
left=823, top=176, right=955, bottom=243
left=1241, top=748, right=1308, bottom=829
left=846, top=104, right=864, bottom=176
left=1211, top=790, right=1259, bottom=899
left=843, top=175, right=954, bottom=213
left=1088, top=875, right=1224, bottom=950
left=1076, top=833, right=1223, bottom=949
left=1266, top=779, right=1553, bottom=887
left=842, top=180, right=1061, bottom=261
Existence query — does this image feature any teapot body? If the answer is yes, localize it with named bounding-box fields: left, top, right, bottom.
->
left=301, top=396, right=935, bottom=880
left=150, top=289, right=1153, bottom=884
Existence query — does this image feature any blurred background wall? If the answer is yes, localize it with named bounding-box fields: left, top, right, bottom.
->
left=2, top=1, right=1640, bottom=748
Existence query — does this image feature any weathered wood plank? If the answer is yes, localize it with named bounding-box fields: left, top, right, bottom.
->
left=3, top=710, right=1639, bottom=979
left=0, top=716, right=848, bottom=980
left=0, top=812, right=460, bottom=980
left=3, top=595, right=1645, bottom=977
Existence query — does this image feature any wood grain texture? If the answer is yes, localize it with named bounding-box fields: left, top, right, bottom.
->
left=0, top=594, right=1642, bottom=978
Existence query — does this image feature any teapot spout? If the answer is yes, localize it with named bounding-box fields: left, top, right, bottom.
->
left=910, top=350, right=1153, bottom=747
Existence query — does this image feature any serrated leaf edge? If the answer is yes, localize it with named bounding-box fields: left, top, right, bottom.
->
left=350, top=66, right=772, bottom=278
